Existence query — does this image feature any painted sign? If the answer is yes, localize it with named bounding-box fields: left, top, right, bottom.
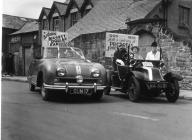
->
left=42, top=30, right=68, bottom=47
left=105, top=33, right=139, bottom=57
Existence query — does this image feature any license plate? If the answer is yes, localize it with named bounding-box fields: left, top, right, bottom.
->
left=148, top=83, right=167, bottom=89
left=157, top=83, right=167, bottom=88
left=69, top=88, right=91, bottom=95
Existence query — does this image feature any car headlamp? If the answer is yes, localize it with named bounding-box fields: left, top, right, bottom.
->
left=91, top=68, right=100, bottom=78
left=57, top=68, right=66, bottom=76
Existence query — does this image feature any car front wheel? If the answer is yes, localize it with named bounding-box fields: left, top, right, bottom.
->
left=128, top=76, right=141, bottom=102
left=166, top=80, right=179, bottom=103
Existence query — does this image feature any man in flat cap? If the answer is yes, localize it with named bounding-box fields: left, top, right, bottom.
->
left=113, top=44, right=127, bottom=71
left=146, top=41, right=160, bottom=60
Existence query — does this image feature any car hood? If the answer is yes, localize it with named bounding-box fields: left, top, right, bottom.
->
left=54, top=59, right=102, bottom=77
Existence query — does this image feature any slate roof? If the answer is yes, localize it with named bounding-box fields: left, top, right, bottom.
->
left=75, top=0, right=84, bottom=8
left=38, top=7, right=51, bottom=21
left=44, top=8, right=51, bottom=17
left=53, top=1, right=68, bottom=15
left=66, top=0, right=161, bottom=41
left=10, top=21, right=39, bottom=35
left=2, top=14, right=35, bottom=30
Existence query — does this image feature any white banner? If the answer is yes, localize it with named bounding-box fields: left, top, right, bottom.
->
left=42, top=30, right=68, bottom=47
left=105, top=33, right=139, bottom=57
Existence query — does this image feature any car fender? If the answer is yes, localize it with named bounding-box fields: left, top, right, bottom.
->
left=163, top=72, right=183, bottom=82
left=130, top=71, right=148, bottom=81
left=39, top=61, right=57, bottom=85
left=92, top=63, right=107, bottom=84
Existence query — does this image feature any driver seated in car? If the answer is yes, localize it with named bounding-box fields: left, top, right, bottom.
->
left=146, top=41, right=160, bottom=60
left=113, top=44, right=127, bottom=70
left=131, top=46, right=143, bottom=59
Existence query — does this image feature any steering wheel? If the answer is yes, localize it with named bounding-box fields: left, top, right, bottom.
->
left=122, top=52, right=135, bottom=62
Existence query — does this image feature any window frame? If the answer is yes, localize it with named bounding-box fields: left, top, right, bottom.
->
left=53, top=16, right=60, bottom=31
left=42, top=19, right=48, bottom=30
left=179, top=5, right=190, bottom=28
left=71, top=12, right=78, bottom=26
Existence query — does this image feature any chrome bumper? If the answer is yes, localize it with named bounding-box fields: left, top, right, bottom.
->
left=44, top=83, right=106, bottom=93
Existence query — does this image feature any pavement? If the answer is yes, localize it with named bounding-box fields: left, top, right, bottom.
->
left=1, top=75, right=192, bottom=100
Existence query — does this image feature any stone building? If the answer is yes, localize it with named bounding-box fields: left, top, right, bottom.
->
left=9, top=21, right=39, bottom=75
left=38, top=0, right=95, bottom=45
left=2, top=14, right=35, bottom=74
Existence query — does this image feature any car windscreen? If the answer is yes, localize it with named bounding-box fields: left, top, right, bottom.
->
left=59, top=48, right=85, bottom=59
left=44, top=48, right=58, bottom=58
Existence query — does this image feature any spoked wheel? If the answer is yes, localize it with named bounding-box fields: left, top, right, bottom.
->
left=29, top=83, right=35, bottom=91
left=128, top=76, right=141, bottom=102
left=40, top=82, right=51, bottom=101
left=166, top=80, right=179, bottom=103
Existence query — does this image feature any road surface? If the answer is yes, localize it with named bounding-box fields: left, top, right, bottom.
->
left=2, top=81, right=192, bottom=140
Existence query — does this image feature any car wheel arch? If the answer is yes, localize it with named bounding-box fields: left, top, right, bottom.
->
left=37, top=71, right=43, bottom=87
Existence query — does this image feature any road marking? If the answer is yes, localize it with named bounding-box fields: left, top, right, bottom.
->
left=112, top=112, right=159, bottom=121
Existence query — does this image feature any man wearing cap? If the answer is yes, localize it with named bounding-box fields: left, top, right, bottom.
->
left=145, top=41, right=160, bottom=60
left=113, top=44, right=127, bottom=70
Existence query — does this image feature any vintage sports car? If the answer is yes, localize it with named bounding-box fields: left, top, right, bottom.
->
left=105, top=48, right=183, bottom=103
left=28, top=46, right=106, bottom=101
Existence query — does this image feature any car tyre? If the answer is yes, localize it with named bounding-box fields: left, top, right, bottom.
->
left=92, top=90, right=103, bottom=100
left=166, top=80, right=179, bottom=103
left=40, top=82, right=51, bottom=101
left=128, top=76, right=141, bottom=102
left=29, top=83, right=35, bottom=91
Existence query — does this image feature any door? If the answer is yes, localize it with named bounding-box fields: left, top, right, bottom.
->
left=24, top=46, right=33, bottom=75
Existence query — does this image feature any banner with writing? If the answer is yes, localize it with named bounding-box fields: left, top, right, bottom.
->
left=105, top=33, right=139, bottom=57
left=42, top=30, right=68, bottom=47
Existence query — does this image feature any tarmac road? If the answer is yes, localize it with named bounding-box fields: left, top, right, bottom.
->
left=1, top=81, right=192, bottom=140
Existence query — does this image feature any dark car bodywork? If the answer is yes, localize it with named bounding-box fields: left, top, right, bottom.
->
left=106, top=55, right=182, bottom=102
left=28, top=47, right=106, bottom=100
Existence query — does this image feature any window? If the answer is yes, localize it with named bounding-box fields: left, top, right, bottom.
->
left=53, top=17, right=59, bottom=31
left=71, top=12, right=78, bottom=26
left=179, top=6, right=190, bottom=27
left=42, top=19, right=48, bottom=30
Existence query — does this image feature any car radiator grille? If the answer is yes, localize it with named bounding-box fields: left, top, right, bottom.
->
left=57, top=78, right=99, bottom=84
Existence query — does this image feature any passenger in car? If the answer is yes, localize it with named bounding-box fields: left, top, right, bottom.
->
left=146, top=41, right=160, bottom=60
left=131, top=46, right=143, bottom=59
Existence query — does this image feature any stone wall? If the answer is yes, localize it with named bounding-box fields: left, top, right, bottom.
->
left=160, top=41, right=192, bottom=90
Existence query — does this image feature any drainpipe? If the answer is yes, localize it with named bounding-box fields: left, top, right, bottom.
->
left=162, top=0, right=168, bottom=27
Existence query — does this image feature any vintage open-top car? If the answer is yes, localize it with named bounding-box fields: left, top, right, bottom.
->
left=105, top=47, right=183, bottom=103
left=27, top=46, right=106, bottom=101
